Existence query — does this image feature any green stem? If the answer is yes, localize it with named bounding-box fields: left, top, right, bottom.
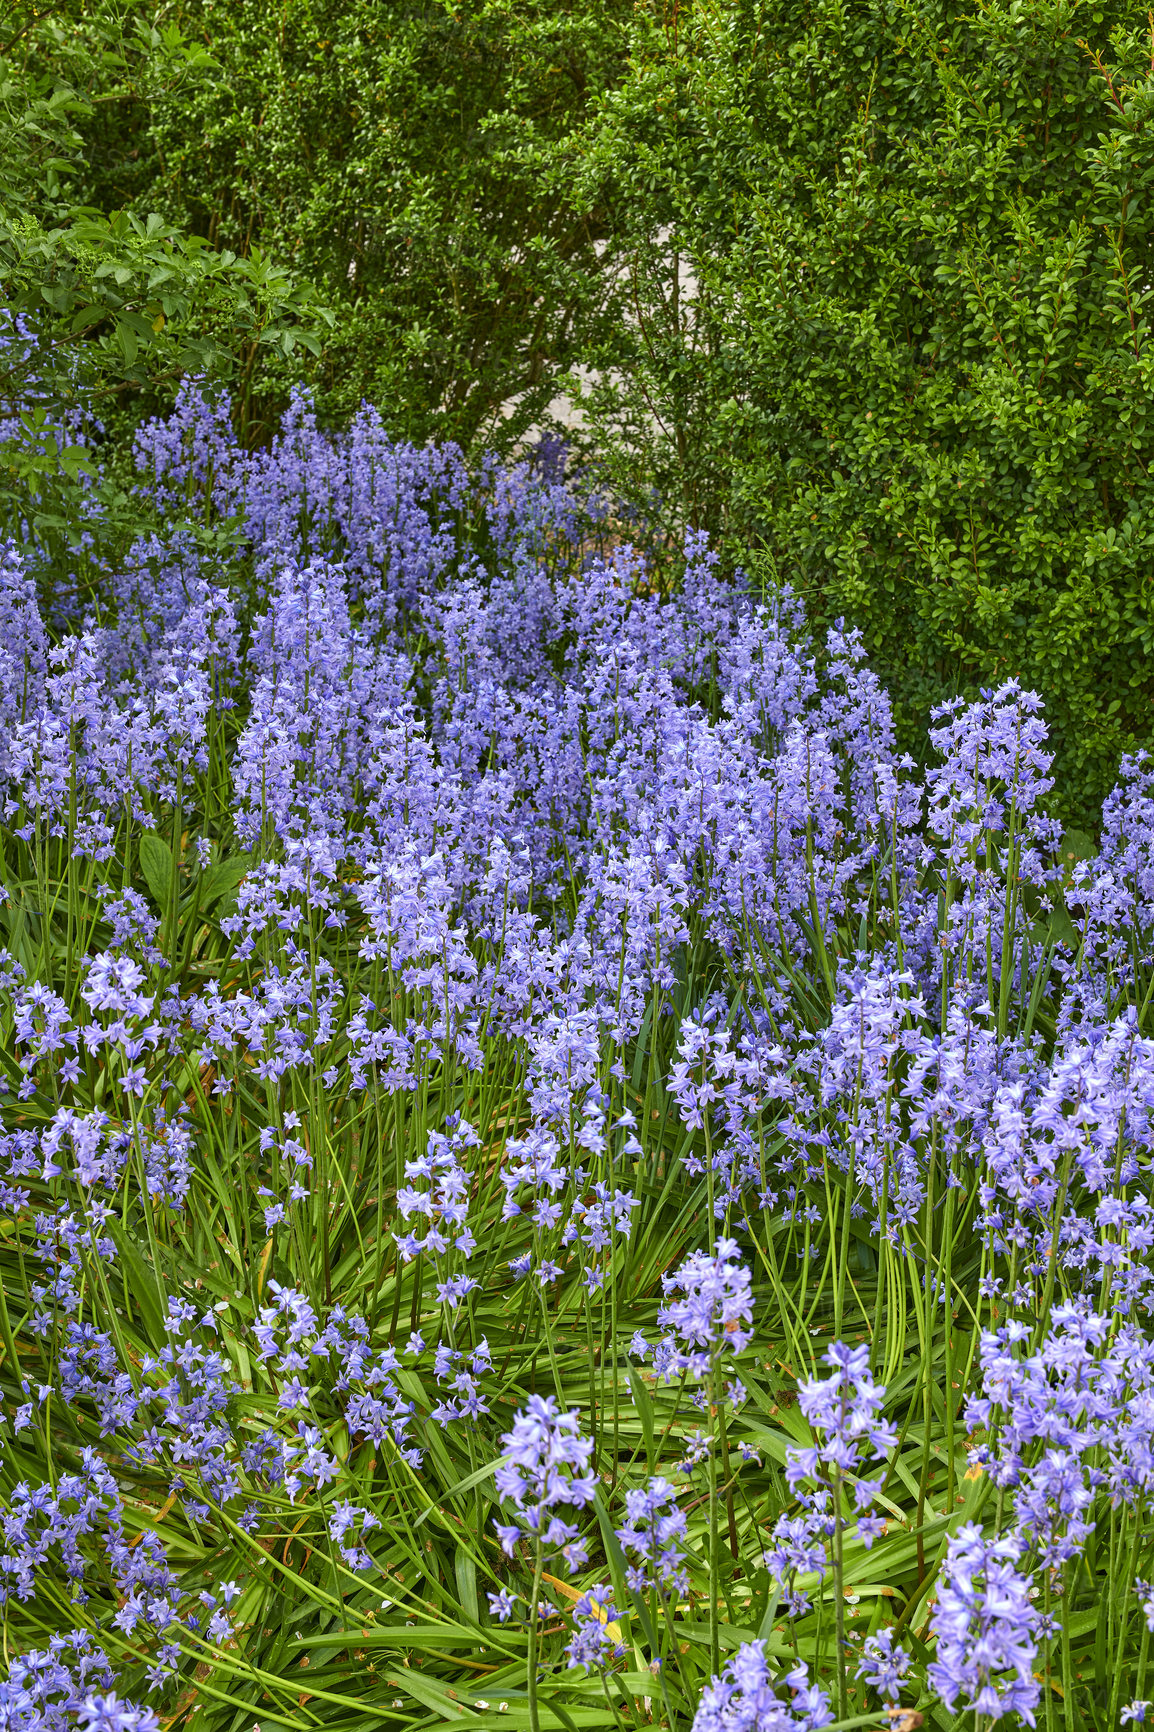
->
left=527, top=1542, right=545, bottom=1732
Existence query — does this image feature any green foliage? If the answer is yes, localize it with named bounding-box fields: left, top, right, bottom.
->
left=0, top=12, right=329, bottom=395
left=0, top=0, right=332, bottom=561
left=60, top=0, right=634, bottom=447
left=0, top=3, right=330, bottom=550
left=568, top=0, right=1154, bottom=824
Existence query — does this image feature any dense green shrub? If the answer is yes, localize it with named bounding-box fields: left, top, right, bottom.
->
left=63, top=0, right=633, bottom=446
left=568, top=0, right=1154, bottom=823
left=0, top=3, right=327, bottom=549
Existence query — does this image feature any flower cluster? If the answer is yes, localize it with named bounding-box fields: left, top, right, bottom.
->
left=4, top=376, right=1154, bottom=1730
left=615, top=1476, right=689, bottom=1596
left=762, top=1344, right=897, bottom=1614
left=645, top=1238, right=754, bottom=1384
left=565, top=1584, right=625, bottom=1671
left=927, top=1524, right=1045, bottom=1726
left=692, top=1642, right=833, bottom=1732
left=493, top=1397, right=597, bottom=1568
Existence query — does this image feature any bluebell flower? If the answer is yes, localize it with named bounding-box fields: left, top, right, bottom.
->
left=927, top=1523, right=1042, bottom=1726
left=565, top=1586, right=624, bottom=1671
left=493, top=1397, right=595, bottom=1566
left=691, top=1642, right=833, bottom=1731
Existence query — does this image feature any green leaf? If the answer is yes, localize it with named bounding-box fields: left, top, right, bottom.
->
left=106, top=1220, right=166, bottom=1347
left=137, top=828, right=174, bottom=912
left=627, top=1364, right=656, bottom=1464
left=1059, top=829, right=1097, bottom=866
left=198, top=852, right=250, bottom=914
left=413, top=1454, right=497, bottom=1528
left=454, top=1544, right=479, bottom=1623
